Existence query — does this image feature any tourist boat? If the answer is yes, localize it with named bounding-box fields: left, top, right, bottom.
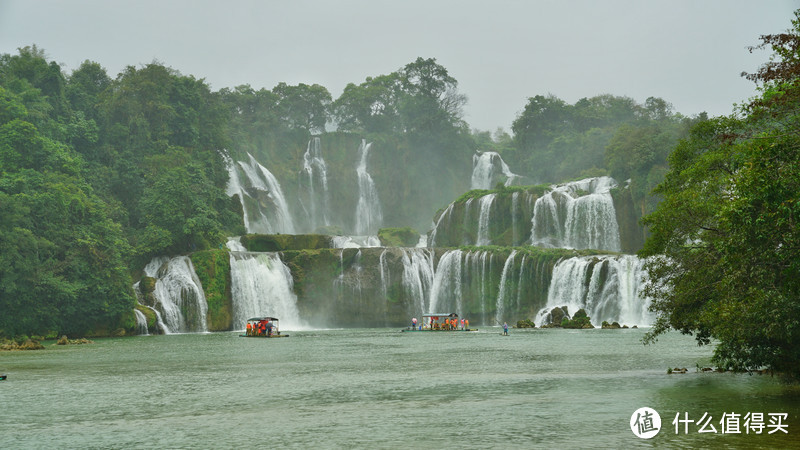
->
left=239, top=317, right=288, bottom=338
left=0, top=374, right=6, bottom=381
left=401, top=313, right=477, bottom=332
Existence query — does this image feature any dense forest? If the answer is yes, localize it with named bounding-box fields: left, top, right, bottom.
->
left=2, top=8, right=799, bottom=376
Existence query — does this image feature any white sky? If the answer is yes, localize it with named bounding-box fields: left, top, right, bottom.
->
left=1, top=0, right=797, bottom=131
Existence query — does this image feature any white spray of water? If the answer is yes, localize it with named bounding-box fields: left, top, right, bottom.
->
left=471, top=151, right=519, bottom=189
left=144, top=256, right=208, bottom=333
left=229, top=252, right=304, bottom=330
left=133, top=309, right=149, bottom=336
left=226, top=237, right=247, bottom=252
left=534, top=255, right=651, bottom=327
left=428, top=250, right=463, bottom=315
left=227, top=153, right=296, bottom=234
left=401, top=248, right=436, bottom=315
left=332, top=235, right=381, bottom=248
left=530, top=176, right=621, bottom=252
left=495, top=250, right=518, bottom=324
left=476, top=193, right=496, bottom=246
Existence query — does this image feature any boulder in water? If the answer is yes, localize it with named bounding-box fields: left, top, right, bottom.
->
left=516, top=319, right=535, bottom=328
left=540, top=306, right=570, bottom=328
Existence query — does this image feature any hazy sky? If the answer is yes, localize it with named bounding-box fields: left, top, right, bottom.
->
left=1, top=1, right=797, bottom=131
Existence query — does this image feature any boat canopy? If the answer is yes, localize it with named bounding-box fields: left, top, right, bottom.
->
left=247, top=317, right=279, bottom=322
left=422, top=313, right=458, bottom=318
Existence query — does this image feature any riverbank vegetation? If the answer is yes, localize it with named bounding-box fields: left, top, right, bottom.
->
left=641, top=11, right=800, bottom=376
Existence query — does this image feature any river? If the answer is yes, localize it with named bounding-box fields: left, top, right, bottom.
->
left=1, top=328, right=797, bottom=448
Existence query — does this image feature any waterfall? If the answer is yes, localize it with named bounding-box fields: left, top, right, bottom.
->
left=226, top=237, right=247, bottom=252
left=133, top=309, right=149, bottom=336
left=534, top=254, right=652, bottom=327
left=471, top=151, right=519, bottom=189
left=227, top=153, right=296, bottom=234
left=429, top=203, right=454, bottom=247
left=141, top=256, right=208, bottom=333
left=495, top=250, right=518, bottom=324
left=428, top=250, right=463, bottom=315
left=332, top=235, right=381, bottom=248
left=530, top=176, right=621, bottom=252
left=379, top=249, right=390, bottom=299
left=401, top=248, right=435, bottom=315
left=224, top=152, right=252, bottom=232
left=354, top=140, right=383, bottom=235
left=476, top=194, right=496, bottom=246
left=512, top=191, right=519, bottom=245
left=229, top=252, right=304, bottom=330
left=515, top=254, right=527, bottom=311
left=300, top=137, right=331, bottom=232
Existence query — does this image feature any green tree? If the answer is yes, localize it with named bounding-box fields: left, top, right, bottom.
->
left=273, top=82, right=332, bottom=133
left=397, top=57, right=467, bottom=135
left=331, top=73, right=401, bottom=134
left=642, top=11, right=800, bottom=375
left=0, top=84, right=134, bottom=337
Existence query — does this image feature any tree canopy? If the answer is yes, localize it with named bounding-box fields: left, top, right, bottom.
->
left=641, top=10, right=800, bottom=375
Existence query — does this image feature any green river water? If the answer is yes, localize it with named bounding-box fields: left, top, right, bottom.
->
left=1, top=328, right=798, bottom=449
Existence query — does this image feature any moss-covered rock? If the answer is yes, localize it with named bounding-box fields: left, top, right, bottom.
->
left=139, top=276, right=156, bottom=294
left=516, top=319, right=535, bottom=328
left=561, top=308, right=594, bottom=329
left=430, top=185, right=547, bottom=247
left=378, top=227, right=419, bottom=247
left=540, top=306, right=570, bottom=328
left=240, top=234, right=334, bottom=251
left=190, top=250, right=233, bottom=331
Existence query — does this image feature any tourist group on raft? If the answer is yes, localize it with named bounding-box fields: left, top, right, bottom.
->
left=246, top=319, right=275, bottom=337
left=411, top=315, right=470, bottom=331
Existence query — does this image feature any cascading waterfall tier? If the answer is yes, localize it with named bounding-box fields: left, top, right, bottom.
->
left=531, top=176, right=621, bottom=252
left=354, top=140, right=383, bottom=235
left=229, top=252, right=304, bottom=330
left=471, top=151, right=520, bottom=189
left=129, top=247, right=649, bottom=331
left=138, top=256, right=208, bottom=333
left=535, top=254, right=652, bottom=327
left=226, top=152, right=296, bottom=234
left=400, top=248, right=435, bottom=315
left=429, top=191, right=537, bottom=247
